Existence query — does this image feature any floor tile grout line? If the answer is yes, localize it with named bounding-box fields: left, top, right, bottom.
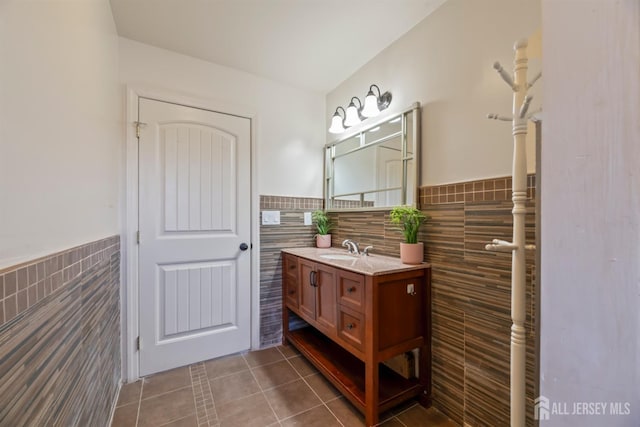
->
left=139, top=384, right=194, bottom=402
left=244, top=354, right=281, bottom=424
left=275, top=344, right=300, bottom=360
left=243, top=354, right=289, bottom=370
left=209, top=360, right=301, bottom=397
left=135, top=380, right=144, bottom=427
left=386, top=402, right=421, bottom=427
left=244, top=355, right=307, bottom=393
left=188, top=365, right=201, bottom=426
left=156, top=413, right=201, bottom=427
left=202, top=371, right=219, bottom=426
left=195, top=364, right=213, bottom=426
left=282, top=353, right=346, bottom=427
left=204, top=352, right=254, bottom=383
left=192, top=362, right=219, bottom=425
left=276, top=401, right=332, bottom=424
left=189, top=363, right=209, bottom=427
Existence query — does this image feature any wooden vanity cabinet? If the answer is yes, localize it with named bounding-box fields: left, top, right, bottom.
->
left=282, top=251, right=431, bottom=427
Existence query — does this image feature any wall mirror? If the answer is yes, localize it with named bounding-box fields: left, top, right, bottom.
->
left=324, top=103, right=421, bottom=210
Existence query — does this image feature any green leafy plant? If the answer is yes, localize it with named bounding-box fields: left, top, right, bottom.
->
left=312, top=210, right=332, bottom=235
left=390, top=206, right=428, bottom=244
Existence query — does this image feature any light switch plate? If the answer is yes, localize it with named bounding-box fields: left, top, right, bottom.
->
left=303, top=212, right=312, bottom=226
left=262, top=210, right=280, bottom=225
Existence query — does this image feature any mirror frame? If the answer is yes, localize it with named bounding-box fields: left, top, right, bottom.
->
left=324, top=102, right=421, bottom=211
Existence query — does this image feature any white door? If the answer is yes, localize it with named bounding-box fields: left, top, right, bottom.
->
left=138, top=97, right=251, bottom=376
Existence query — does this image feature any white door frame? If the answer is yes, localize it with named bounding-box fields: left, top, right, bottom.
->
left=123, top=85, right=260, bottom=382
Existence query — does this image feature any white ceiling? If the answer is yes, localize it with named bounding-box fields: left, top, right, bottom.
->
left=109, top=0, right=448, bottom=93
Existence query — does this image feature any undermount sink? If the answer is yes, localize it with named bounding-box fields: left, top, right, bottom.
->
left=319, top=254, right=358, bottom=260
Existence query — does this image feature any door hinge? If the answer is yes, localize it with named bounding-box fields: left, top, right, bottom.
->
left=134, top=121, right=147, bottom=138
left=136, top=336, right=141, bottom=351
left=136, top=231, right=140, bottom=244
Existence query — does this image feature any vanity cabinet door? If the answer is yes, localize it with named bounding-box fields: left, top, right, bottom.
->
left=298, top=259, right=316, bottom=321
left=297, top=258, right=337, bottom=334
left=315, top=263, right=337, bottom=333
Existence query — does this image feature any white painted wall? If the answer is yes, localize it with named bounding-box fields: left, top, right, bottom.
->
left=0, top=0, right=121, bottom=269
left=326, top=0, right=541, bottom=186
left=118, top=38, right=326, bottom=198
left=540, top=1, right=640, bottom=425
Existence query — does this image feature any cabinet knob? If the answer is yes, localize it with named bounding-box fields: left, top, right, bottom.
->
left=288, top=290, right=296, bottom=295
left=346, top=323, right=354, bottom=330
left=347, top=286, right=356, bottom=294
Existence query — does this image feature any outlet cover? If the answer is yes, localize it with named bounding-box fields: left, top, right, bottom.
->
left=262, top=210, right=280, bottom=225
left=303, top=212, right=312, bottom=226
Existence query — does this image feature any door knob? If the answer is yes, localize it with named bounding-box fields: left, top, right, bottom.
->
left=239, top=243, right=249, bottom=251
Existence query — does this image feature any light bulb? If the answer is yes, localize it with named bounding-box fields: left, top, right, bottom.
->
left=344, top=103, right=361, bottom=127
left=328, top=113, right=345, bottom=134
left=362, top=92, right=380, bottom=117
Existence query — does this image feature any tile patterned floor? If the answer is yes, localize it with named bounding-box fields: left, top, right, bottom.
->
left=112, top=345, right=457, bottom=427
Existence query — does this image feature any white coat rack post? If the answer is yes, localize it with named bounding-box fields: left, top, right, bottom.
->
left=485, top=39, right=539, bottom=427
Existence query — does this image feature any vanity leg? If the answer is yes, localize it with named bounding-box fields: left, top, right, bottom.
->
left=282, top=304, right=290, bottom=345
left=418, top=343, right=431, bottom=407
left=419, top=268, right=432, bottom=407
left=364, top=274, right=380, bottom=426
left=364, top=361, right=379, bottom=427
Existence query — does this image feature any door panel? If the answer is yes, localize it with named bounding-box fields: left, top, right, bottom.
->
left=138, top=97, right=251, bottom=376
left=160, top=261, right=234, bottom=338
left=315, top=264, right=337, bottom=332
left=298, top=259, right=316, bottom=320
left=162, top=125, right=235, bottom=232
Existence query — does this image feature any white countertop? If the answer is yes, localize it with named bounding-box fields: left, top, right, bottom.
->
left=281, top=247, right=430, bottom=276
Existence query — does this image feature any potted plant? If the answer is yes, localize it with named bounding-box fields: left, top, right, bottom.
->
left=390, top=205, right=428, bottom=264
left=312, top=210, right=333, bottom=248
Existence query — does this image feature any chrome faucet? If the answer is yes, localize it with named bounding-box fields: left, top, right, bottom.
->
left=342, top=239, right=360, bottom=255
left=362, top=246, right=374, bottom=256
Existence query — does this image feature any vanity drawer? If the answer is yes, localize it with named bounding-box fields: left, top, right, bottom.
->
left=285, top=278, right=299, bottom=308
left=337, top=307, right=364, bottom=352
left=283, top=253, right=298, bottom=279
left=283, top=253, right=299, bottom=308
left=337, top=270, right=365, bottom=313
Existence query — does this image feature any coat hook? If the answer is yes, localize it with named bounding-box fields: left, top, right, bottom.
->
left=493, top=61, right=516, bottom=90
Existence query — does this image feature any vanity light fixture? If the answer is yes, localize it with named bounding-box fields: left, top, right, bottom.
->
left=328, top=106, right=347, bottom=134
left=344, top=97, right=364, bottom=127
left=328, top=84, right=392, bottom=134
left=362, top=84, right=393, bottom=118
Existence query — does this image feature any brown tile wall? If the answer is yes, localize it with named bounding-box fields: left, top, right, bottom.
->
left=260, top=195, right=324, bottom=210
left=0, top=236, right=121, bottom=426
left=420, top=175, right=536, bottom=205
left=259, top=196, right=322, bottom=346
